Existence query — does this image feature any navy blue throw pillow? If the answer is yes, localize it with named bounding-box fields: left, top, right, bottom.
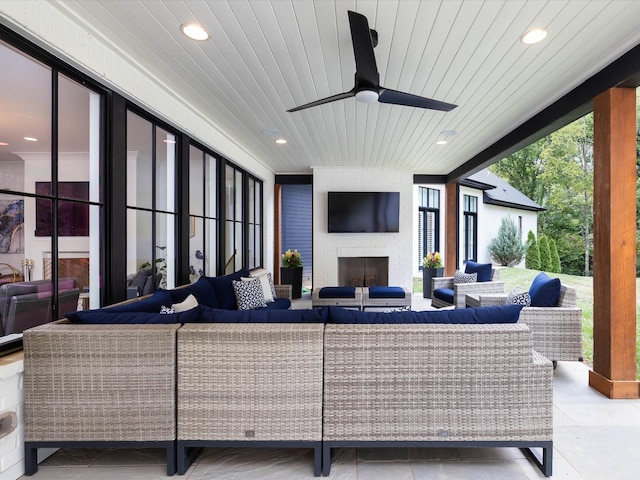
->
left=106, top=290, right=173, bottom=313
left=464, top=261, right=492, bottom=282
left=169, top=276, right=219, bottom=308
left=528, top=272, right=561, bottom=307
left=197, top=305, right=327, bottom=323
left=206, top=269, right=250, bottom=310
left=66, top=306, right=200, bottom=324
left=326, top=305, right=522, bottom=324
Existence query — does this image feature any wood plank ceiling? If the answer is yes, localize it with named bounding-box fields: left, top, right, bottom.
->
left=53, top=0, right=640, bottom=176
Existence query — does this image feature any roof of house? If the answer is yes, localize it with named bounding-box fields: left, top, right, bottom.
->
left=461, top=169, right=544, bottom=212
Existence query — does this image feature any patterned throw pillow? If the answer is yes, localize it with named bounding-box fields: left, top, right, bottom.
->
left=243, top=273, right=274, bottom=302
left=232, top=278, right=267, bottom=310
left=454, top=271, right=477, bottom=284
left=505, top=287, right=531, bottom=307
left=159, top=305, right=175, bottom=314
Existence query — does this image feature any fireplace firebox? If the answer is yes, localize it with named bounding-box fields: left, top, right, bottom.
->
left=337, top=257, right=389, bottom=287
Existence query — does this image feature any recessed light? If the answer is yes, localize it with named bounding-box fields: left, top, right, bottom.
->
left=0, top=142, right=8, bottom=146
left=520, top=27, right=548, bottom=45
left=181, top=23, right=210, bottom=41
left=24, top=137, right=38, bottom=142
left=262, top=129, right=281, bottom=137
left=274, top=138, right=287, bottom=144
left=436, top=140, right=448, bottom=145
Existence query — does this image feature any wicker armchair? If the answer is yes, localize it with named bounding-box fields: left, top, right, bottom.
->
left=465, top=284, right=583, bottom=363
left=431, top=268, right=505, bottom=309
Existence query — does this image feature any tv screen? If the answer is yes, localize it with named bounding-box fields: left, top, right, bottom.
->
left=328, top=191, right=400, bottom=233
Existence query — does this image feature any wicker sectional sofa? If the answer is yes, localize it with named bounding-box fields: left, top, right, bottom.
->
left=22, top=303, right=553, bottom=477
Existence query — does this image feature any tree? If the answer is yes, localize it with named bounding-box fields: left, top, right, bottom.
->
left=549, top=238, right=561, bottom=273
left=488, top=217, right=526, bottom=267
left=538, top=236, right=551, bottom=272
left=525, top=230, right=541, bottom=270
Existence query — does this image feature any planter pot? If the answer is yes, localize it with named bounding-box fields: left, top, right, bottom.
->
left=280, top=266, right=303, bottom=299
left=422, top=267, right=444, bottom=299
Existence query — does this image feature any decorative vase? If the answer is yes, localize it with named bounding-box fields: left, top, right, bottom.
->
left=280, top=266, right=303, bottom=299
left=422, top=267, right=444, bottom=299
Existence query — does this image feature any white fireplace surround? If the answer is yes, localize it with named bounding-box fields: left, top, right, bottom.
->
left=312, top=166, right=414, bottom=290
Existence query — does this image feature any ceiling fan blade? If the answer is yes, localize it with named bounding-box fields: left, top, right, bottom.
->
left=287, top=91, right=355, bottom=112
left=378, top=88, right=457, bottom=111
left=348, top=10, right=379, bottom=87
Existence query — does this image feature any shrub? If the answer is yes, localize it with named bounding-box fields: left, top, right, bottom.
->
left=549, top=238, right=562, bottom=273
left=538, top=236, right=552, bottom=272
left=488, top=217, right=526, bottom=267
left=525, top=230, right=541, bottom=270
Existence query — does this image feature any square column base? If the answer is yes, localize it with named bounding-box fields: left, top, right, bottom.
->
left=589, top=369, right=640, bottom=399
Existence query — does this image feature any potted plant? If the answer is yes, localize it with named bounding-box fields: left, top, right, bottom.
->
left=422, top=251, right=444, bottom=299
left=280, top=248, right=303, bottom=299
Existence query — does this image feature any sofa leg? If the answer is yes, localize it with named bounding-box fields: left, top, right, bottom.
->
left=313, top=445, right=322, bottom=477
left=23, top=443, right=38, bottom=476
left=176, top=442, right=203, bottom=475
left=166, top=442, right=177, bottom=476
left=322, top=443, right=331, bottom=476
left=523, top=443, right=553, bottom=477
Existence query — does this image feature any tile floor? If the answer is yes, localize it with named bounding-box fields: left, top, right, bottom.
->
left=20, top=293, right=640, bottom=480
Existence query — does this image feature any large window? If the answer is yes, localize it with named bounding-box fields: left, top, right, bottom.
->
left=126, top=111, right=177, bottom=291
left=189, top=145, right=218, bottom=280
left=0, top=40, right=104, bottom=346
left=418, top=187, right=440, bottom=269
left=463, top=194, right=478, bottom=262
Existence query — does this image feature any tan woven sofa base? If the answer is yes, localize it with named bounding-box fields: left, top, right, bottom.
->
left=176, top=323, right=323, bottom=475
left=322, top=323, right=553, bottom=476
left=23, top=322, right=179, bottom=476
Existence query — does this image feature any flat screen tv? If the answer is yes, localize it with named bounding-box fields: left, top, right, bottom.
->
left=328, top=191, right=400, bottom=233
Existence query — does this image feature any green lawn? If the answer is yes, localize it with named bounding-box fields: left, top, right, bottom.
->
left=414, top=268, right=640, bottom=379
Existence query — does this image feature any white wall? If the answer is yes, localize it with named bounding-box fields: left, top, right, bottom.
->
left=313, top=167, right=414, bottom=290
left=459, top=186, right=538, bottom=267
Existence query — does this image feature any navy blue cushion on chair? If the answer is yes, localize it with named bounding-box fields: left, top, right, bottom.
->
left=528, top=272, right=561, bottom=307
left=67, top=306, right=200, bottom=324
left=432, top=288, right=454, bottom=305
left=197, top=306, right=327, bottom=323
left=319, top=287, right=355, bottom=298
left=368, top=286, right=405, bottom=298
left=464, top=261, right=492, bottom=282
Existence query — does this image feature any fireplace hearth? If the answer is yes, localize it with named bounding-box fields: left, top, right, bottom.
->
left=337, top=257, right=389, bottom=287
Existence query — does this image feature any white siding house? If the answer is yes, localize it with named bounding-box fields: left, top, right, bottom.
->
left=413, top=169, right=544, bottom=276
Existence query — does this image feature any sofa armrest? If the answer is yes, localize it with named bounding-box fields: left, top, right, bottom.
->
left=519, top=307, right=583, bottom=361
left=469, top=293, right=508, bottom=307
left=431, top=276, right=453, bottom=294
left=453, top=281, right=505, bottom=309
left=274, top=284, right=292, bottom=300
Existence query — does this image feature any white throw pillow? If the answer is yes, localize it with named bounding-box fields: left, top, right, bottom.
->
left=233, top=278, right=267, bottom=310
left=243, top=273, right=275, bottom=302
left=172, top=294, right=199, bottom=312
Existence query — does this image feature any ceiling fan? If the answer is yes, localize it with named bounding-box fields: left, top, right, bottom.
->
left=287, top=10, right=457, bottom=113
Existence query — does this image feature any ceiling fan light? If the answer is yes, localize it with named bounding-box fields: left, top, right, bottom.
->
left=355, top=90, right=379, bottom=103
left=520, top=27, right=547, bottom=45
